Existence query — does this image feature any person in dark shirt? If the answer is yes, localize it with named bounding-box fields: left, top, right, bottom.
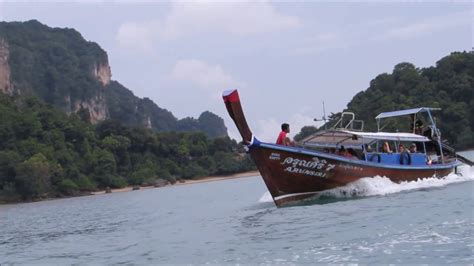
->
left=409, top=143, right=417, bottom=153
left=414, top=120, right=424, bottom=135
left=399, top=144, right=407, bottom=153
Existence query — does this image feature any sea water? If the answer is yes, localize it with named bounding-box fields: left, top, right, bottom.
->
left=1, top=151, right=473, bottom=264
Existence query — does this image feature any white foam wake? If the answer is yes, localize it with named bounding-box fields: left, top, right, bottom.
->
left=258, top=191, right=274, bottom=203
left=258, top=165, right=474, bottom=202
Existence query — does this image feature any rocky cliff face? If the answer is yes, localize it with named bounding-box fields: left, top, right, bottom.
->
left=73, top=94, right=109, bottom=123
left=92, top=60, right=111, bottom=86
left=83, top=58, right=110, bottom=122
left=0, top=39, right=12, bottom=95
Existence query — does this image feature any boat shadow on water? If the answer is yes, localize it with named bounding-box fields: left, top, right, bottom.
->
left=280, top=192, right=368, bottom=207
left=250, top=189, right=373, bottom=209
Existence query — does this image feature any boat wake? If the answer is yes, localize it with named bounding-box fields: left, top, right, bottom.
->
left=259, top=165, right=474, bottom=203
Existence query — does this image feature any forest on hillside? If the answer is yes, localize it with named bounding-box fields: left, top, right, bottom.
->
left=295, top=51, right=474, bottom=150
left=0, top=20, right=227, bottom=138
left=0, top=94, right=254, bottom=202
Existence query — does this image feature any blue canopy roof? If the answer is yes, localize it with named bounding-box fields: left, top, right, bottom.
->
left=375, top=107, right=441, bottom=120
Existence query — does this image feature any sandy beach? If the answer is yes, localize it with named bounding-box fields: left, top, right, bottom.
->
left=91, top=170, right=260, bottom=195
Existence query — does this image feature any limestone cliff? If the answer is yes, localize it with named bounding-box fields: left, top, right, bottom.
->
left=73, top=94, right=109, bottom=123
left=84, top=57, right=111, bottom=121
left=92, top=59, right=111, bottom=86
left=0, top=39, right=12, bottom=95
left=145, top=116, right=153, bottom=129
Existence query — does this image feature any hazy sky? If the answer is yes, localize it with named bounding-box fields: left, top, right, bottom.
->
left=1, top=1, right=472, bottom=142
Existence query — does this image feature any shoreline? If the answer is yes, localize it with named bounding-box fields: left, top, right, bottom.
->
left=0, top=171, right=260, bottom=205
left=90, top=170, right=260, bottom=195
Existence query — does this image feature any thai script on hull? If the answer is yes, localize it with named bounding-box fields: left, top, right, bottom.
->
left=280, top=156, right=336, bottom=177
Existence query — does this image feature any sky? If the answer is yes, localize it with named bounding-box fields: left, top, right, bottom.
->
left=0, top=1, right=472, bottom=142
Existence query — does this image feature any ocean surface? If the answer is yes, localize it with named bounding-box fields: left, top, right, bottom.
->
left=1, top=151, right=473, bottom=264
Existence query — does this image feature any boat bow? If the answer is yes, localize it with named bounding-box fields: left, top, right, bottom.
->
left=222, top=89, right=254, bottom=145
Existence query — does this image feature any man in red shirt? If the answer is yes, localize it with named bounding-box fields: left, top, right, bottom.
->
left=276, top=123, right=295, bottom=146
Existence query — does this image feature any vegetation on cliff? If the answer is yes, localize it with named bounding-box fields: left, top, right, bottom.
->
left=0, top=20, right=227, bottom=138
left=295, top=52, right=474, bottom=149
left=0, top=94, right=254, bottom=202
left=0, top=20, right=106, bottom=110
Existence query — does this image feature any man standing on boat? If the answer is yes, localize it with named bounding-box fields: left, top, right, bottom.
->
left=276, top=123, right=295, bottom=146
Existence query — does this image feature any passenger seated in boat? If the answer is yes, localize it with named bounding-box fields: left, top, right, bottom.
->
left=414, top=120, right=424, bottom=135
left=410, top=117, right=424, bottom=135
left=365, top=144, right=373, bottom=152
left=276, top=123, right=295, bottom=146
left=409, top=143, right=417, bottom=153
left=382, top=142, right=392, bottom=153
left=347, top=148, right=358, bottom=158
left=338, top=146, right=347, bottom=156
left=398, top=144, right=406, bottom=153
left=338, top=146, right=355, bottom=158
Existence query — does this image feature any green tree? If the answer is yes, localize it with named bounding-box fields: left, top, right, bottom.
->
left=300, top=51, right=474, bottom=149
left=130, top=167, right=154, bottom=186
left=294, top=126, right=318, bottom=142
left=91, top=149, right=123, bottom=188
left=0, top=150, right=21, bottom=189
left=14, top=153, right=52, bottom=199
left=58, top=179, right=78, bottom=195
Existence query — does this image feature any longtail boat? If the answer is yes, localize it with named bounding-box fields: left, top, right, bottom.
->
left=222, top=89, right=467, bottom=207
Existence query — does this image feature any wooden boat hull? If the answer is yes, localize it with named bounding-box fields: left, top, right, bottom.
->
left=248, top=140, right=455, bottom=207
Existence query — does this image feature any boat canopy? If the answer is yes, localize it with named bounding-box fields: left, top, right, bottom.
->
left=342, top=130, right=430, bottom=142
left=301, top=130, right=429, bottom=149
left=375, top=107, right=441, bottom=120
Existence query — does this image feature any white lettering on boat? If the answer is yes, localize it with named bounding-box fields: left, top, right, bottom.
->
left=269, top=153, right=281, bottom=161
left=284, top=167, right=328, bottom=177
left=339, top=164, right=363, bottom=171
left=281, top=157, right=336, bottom=177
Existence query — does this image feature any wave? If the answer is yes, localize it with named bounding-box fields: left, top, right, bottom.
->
left=259, top=165, right=474, bottom=203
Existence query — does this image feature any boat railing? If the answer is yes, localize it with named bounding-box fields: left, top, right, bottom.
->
left=332, top=112, right=364, bottom=131
left=350, top=120, right=364, bottom=131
